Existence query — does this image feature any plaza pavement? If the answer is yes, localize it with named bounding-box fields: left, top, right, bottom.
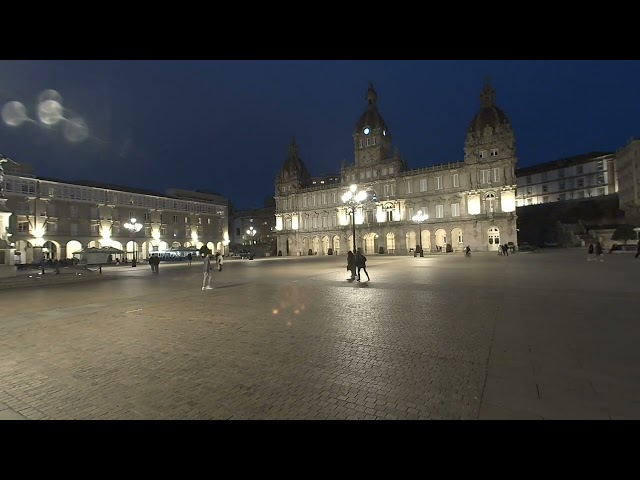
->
left=0, top=249, right=638, bottom=420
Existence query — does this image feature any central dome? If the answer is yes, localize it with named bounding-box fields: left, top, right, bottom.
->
left=354, top=83, right=388, bottom=134
left=467, top=79, right=512, bottom=134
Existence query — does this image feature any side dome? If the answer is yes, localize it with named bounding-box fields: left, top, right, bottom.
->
left=354, top=83, right=389, bottom=134
left=467, top=79, right=512, bottom=134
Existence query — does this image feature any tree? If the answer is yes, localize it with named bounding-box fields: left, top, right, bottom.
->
left=611, top=224, right=637, bottom=245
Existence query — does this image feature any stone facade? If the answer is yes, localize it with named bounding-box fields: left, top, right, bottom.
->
left=615, top=139, right=640, bottom=225
left=274, top=80, right=518, bottom=256
left=0, top=161, right=229, bottom=264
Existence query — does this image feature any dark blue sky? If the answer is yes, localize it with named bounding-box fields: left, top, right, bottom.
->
left=1, top=60, right=639, bottom=210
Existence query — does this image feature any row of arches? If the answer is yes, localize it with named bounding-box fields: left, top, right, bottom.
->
left=13, top=239, right=224, bottom=264
left=286, top=227, right=502, bottom=255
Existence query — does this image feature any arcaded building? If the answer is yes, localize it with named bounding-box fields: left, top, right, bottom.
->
left=274, top=80, right=518, bottom=255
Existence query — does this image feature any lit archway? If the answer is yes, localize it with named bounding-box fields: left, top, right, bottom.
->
left=421, top=229, right=431, bottom=252
left=332, top=235, right=340, bottom=255
left=302, top=237, right=309, bottom=254
left=363, top=233, right=376, bottom=254
left=207, top=241, right=215, bottom=252
left=435, top=229, right=447, bottom=249
left=172, top=241, right=181, bottom=248
left=386, top=232, right=395, bottom=254
left=312, top=236, right=320, bottom=254
left=321, top=235, right=330, bottom=255
left=485, top=192, right=496, bottom=213
left=184, top=242, right=191, bottom=248
left=196, top=241, right=204, bottom=250
left=451, top=227, right=463, bottom=251
left=87, top=240, right=101, bottom=248
left=66, top=240, right=82, bottom=259
left=43, top=240, right=60, bottom=260
left=347, top=234, right=354, bottom=252
left=488, top=227, right=500, bottom=251
left=126, top=241, right=139, bottom=261
left=16, top=239, right=33, bottom=264
left=405, top=231, right=416, bottom=253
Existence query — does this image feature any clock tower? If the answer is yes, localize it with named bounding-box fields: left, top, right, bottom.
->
left=353, top=83, right=392, bottom=167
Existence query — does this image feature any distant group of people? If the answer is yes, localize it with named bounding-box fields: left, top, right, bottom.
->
left=587, top=242, right=604, bottom=262
left=497, top=243, right=510, bottom=256
left=202, top=251, right=224, bottom=290
left=346, top=249, right=370, bottom=282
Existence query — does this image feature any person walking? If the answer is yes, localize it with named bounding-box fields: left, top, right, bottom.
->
left=595, top=241, right=604, bottom=262
left=216, top=252, right=224, bottom=271
left=587, top=243, right=594, bottom=261
left=346, top=251, right=357, bottom=280
left=202, top=252, right=214, bottom=290
left=149, top=254, right=160, bottom=274
left=187, top=252, right=192, bottom=265
left=355, top=249, right=370, bottom=282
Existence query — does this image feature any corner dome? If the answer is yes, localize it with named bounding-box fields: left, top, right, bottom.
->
left=467, top=79, right=512, bottom=134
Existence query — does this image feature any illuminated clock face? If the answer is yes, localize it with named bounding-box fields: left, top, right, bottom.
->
left=363, top=127, right=370, bottom=135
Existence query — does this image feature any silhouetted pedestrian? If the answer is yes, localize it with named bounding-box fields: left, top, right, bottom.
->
left=346, top=251, right=356, bottom=280
left=356, top=249, right=370, bottom=282
left=187, top=252, right=192, bottom=265
left=202, top=253, right=214, bottom=290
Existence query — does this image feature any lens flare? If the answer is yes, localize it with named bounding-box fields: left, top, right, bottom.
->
left=64, top=116, right=89, bottom=142
left=37, top=89, right=63, bottom=105
left=38, top=99, right=64, bottom=125
left=1, top=101, right=29, bottom=126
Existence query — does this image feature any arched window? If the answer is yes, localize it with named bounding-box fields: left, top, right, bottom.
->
left=485, top=192, right=496, bottom=213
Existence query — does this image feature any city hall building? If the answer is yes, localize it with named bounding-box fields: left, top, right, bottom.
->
left=0, top=159, right=229, bottom=264
left=274, top=80, right=518, bottom=255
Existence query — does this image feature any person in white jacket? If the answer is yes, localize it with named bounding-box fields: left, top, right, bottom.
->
left=202, top=253, right=214, bottom=290
left=216, top=252, right=224, bottom=271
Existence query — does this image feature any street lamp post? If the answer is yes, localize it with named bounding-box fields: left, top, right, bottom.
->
left=246, top=226, right=256, bottom=245
left=342, top=184, right=368, bottom=254
left=412, top=210, right=428, bottom=257
left=124, top=218, right=143, bottom=267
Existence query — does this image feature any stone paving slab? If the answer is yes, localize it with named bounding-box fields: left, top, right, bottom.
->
left=0, top=250, right=638, bottom=420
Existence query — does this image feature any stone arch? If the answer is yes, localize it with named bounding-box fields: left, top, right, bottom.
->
left=216, top=241, right=223, bottom=253
left=126, top=241, right=139, bottom=261
left=435, top=228, right=447, bottom=249
left=207, top=241, right=215, bottom=252
left=421, top=229, right=431, bottom=251
left=332, top=235, right=340, bottom=255
left=302, top=236, right=310, bottom=254
left=363, top=232, right=377, bottom=254
left=15, top=239, right=33, bottom=264
left=451, top=227, right=464, bottom=251
left=196, top=241, right=204, bottom=249
left=386, top=232, right=395, bottom=254
left=312, top=236, right=320, bottom=254
left=42, top=239, right=61, bottom=260
left=485, top=192, right=497, bottom=213
left=172, top=241, right=181, bottom=248
left=488, top=226, right=500, bottom=251
left=287, top=236, right=295, bottom=256
left=321, top=235, right=330, bottom=254
left=405, top=231, right=416, bottom=253
left=184, top=242, right=191, bottom=248
left=87, top=240, right=102, bottom=248
left=66, top=240, right=82, bottom=260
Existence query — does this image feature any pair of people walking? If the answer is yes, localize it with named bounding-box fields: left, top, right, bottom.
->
left=346, top=249, right=370, bottom=282
left=202, top=252, right=224, bottom=290
left=587, top=242, right=604, bottom=262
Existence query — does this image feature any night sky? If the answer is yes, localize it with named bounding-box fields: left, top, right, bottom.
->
left=1, top=60, right=639, bottom=210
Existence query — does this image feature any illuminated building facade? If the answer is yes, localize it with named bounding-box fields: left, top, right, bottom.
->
left=1, top=161, right=229, bottom=264
left=274, top=80, right=518, bottom=255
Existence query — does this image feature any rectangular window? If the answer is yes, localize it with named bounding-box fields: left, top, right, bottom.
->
left=172, top=215, right=177, bottom=222
left=451, top=174, right=459, bottom=188
left=312, top=217, right=317, bottom=229
left=420, top=178, right=427, bottom=192
left=332, top=192, right=337, bottom=203
left=382, top=168, right=388, bottom=176
left=391, top=184, right=396, bottom=196
left=596, top=160, right=604, bottom=171
left=302, top=196, right=307, bottom=208
left=388, top=167, right=394, bottom=174
left=558, top=168, right=565, bottom=178
left=384, top=184, right=390, bottom=196
left=436, top=205, right=444, bottom=218
left=18, top=221, right=29, bottom=233
left=491, top=148, right=498, bottom=157
left=386, top=210, right=393, bottom=222
left=457, top=231, right=463, bottom=244
left=526, top=198, right=532, bottom=205
left=322, top=193, right=327, bottom=205
left=144, top=212, right=150, bottom=221
left=322, top=216, right=327, bottom=228
left=542, top=184, right=548, bottom=193
left=366, top=170, right=372, bottom=179
left=436, top=176, right=442, bottom=190
left=70, top=206, right=79, bottom=218
left=526, top=175, right=532, bottom=185
left=577, top=178, right=585, bottom=188
left=408, top=207, right=414, bottom=219
left=208, top=218, right=211, bottom=224
left=482, top=170, right=491, bottom=184
left=91, top=224, right=99, bottom=235
left=373, top=170, right=378, bottom=177
left=576, top=165, right=584, bottom=174
left=47, top=222, right=58, bottom=233
left=365, top=138, right=370, bottom=146
left=597, top=173, right=605, bottom=184
left=360, top=172, right=365, bottom=180
left=526, top=187, right=532, bottom=195
left=597, top=187, right=606, bottom=196
left=542, top=196, right=549, bottom=203
left=406, top=181, right=413, bottom=194
left=493, top=168, right=500, bottom=183
left=479, top=150, right=487, bottom=158
left=451, top=203, right=460, bottom=217
left=559, top=181, right=566, bottom=190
